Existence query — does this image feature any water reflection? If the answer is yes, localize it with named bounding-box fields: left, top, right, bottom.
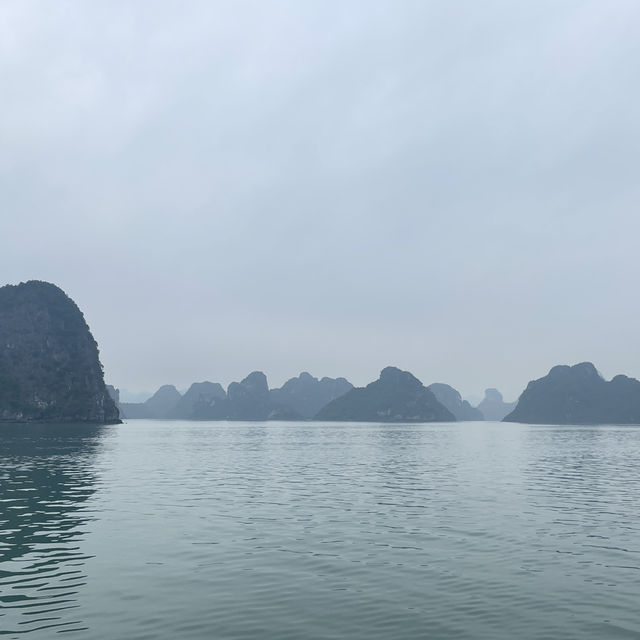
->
left=0, top=424, right=106, bottom=637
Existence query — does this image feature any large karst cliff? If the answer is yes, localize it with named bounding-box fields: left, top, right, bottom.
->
left=504, top=362, right=640, bottom=425
left=0, top=281, right=120, bottom=423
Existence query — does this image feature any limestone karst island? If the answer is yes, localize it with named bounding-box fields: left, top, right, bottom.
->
left=0, top=281, right=119, bottom=424
left=2, top=280, right=640, bottom=426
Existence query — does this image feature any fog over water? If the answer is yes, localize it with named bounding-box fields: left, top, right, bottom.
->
left=1, top=1, right=639, bottom=400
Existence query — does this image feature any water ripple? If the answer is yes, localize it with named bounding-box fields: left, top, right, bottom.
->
left=1, top=421, right=640, bottom=638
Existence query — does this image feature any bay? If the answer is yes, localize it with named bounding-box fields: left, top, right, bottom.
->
left=1, top=421, right=639, bottom=639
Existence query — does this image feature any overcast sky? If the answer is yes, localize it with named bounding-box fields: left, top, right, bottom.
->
left=2, top=1, right=639, bottom=401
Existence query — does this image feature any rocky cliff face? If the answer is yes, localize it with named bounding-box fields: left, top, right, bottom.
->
left=0, top=281, right=120, bottom=423
left=427, top=383, right=484, bottom=421
left=315, top=366, right=455, bottom=422
left=476, top=388, right=515, bottom=421
left=190, top=372, right=302, bottom=420
left=121, top=384, right=183, bottom=419
left=226, top=371, right=271, bottom=419
left=504, top=362, right=640, bottom=424
left=106, top=384, right=120, bottom=406
left=166, top=382, right=225, bottom=419
left=270, top=372, right=353, bottom=419
left=121, top=373, right=306, bottom=420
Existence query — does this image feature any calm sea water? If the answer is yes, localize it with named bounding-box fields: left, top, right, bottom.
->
left=1, top=420, right=639, bottom=639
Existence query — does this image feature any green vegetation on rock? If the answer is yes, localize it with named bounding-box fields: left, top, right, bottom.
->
left=0, top=281, right=120, bottom=424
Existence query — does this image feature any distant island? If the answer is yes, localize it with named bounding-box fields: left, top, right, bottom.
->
left=427, top=383, right=483, bottom=421
left=120, top=384, right=183, bottom=419
left=477, top=388, right=516, bottom=421
left=504, top=362, right=640, bottom=425
left=315, top=366, right=456, bottom=422
left=119, top=371, right=353, bottom=421
left=116, top=374, right=489, bottom=422
left=112, top=366, right=640, bottom=427
left=0, top=281, right=120, bottom=424
left=5, top=282, right=640, bottom=427
left=271, top=372, right=353, bottom=419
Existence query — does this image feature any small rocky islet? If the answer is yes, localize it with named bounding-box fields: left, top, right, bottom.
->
left=3, top=280, right=640, bottom=425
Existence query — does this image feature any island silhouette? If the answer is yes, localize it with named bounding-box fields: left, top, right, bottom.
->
left=3, top=280, right=640, bottom=426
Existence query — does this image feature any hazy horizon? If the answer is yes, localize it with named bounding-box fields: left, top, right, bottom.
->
left=2, top=1, right=639, bottom=402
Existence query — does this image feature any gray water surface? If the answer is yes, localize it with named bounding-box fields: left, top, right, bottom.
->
left=1, top=421, right=639, bottom=639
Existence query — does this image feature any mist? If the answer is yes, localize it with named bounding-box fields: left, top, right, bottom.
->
left=2, top=0, right=639, bottom=400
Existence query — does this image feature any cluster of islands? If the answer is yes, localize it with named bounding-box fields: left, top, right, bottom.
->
left=2, top=280, right=640, bottom=426
left=112, top=371, right=512, bottom=423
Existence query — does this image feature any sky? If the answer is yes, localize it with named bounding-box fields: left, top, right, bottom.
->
left=2, top=1, right=639, bottom=402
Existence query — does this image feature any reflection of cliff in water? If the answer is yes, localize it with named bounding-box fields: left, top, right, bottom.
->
left=0, top=423, right=106, bottom=636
